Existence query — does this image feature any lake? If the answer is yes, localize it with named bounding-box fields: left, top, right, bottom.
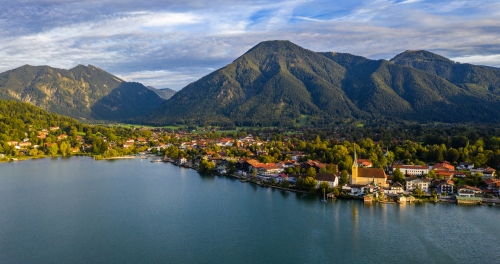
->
left=0, top=157, right=498, bottom=263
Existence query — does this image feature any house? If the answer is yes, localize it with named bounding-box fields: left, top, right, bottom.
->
left=301, top=160, right=327, bottom=173
left=217, top=138, right=234, bottom=147
left=457, top=185, right=483, bottom=197
left=438, top=179, right=455, bottom=194
left=123, top=143, right=134, bottom=148
left=433, top=161, right=455, bottom=171
left=136, top=138, right=148, bottom=145
left=315, top=173, right=339, bottom=188
left=406, top=177, right=431, bottom=192
left=7, top=141, right=18, bottom=146
left=394, top=164, right=429, bottom=176
left=346, top=184, right=365, bottom=196
left=276, top=174, right=288, bottom=184
left=18, top=142, right=32, bottom=148
left=436, top=170, right=454, bottom=180
left=453, top=171, right=467, bottom=178
left=388, top=182, right=405, bottom=194
left=357, top=159, right=373, bottom=168
left=70, top=147, right=79, bottom=153
left=458, top=162, right=474, bottom=170
left=49, top=126, right=60, bottom=131
left=281, top=151, right=305, bottom=161
left=483, top=178, right=500, bottom=189
left=175, top=157, right=188, bottom=164
left=483, top=167, right=496, bottom=178
left=255, top=163, right=284, bottom=175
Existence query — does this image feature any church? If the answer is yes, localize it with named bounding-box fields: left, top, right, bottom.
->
left=350, top=149, right=388, bottom=188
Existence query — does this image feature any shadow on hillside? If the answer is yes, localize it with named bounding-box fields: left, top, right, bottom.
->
left=90, top=82, right=166, bottom=121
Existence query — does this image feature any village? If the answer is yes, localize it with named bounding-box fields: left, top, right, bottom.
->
left=3, top=125, right=500, bottom=206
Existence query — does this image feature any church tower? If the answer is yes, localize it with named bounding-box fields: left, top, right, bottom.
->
left=351, top=147, right=358, bottom=185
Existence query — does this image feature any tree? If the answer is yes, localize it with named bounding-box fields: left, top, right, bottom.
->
left=319, top=182, right=329, bottom=192
left=59, top=141, right=70, bottom=157
left=392, top=167, right=405, bottom=185
left=199, top=160, right=215, bottom=173
left=427, top=170, right=437, bottom=179
left=48, top=144, right=59, bottom=157
left=340, top=170, right=349, bottom=186
left=331, top=187, right=340, bottom=197
left=92, top=137, right=109, bottom=155
left=29, top=148, right=41, bottom=157
left=413, top=187, right=425, bottom=198
left=303, top=176, right=318, bottom=192
left=306, top=167, right=317, bottom=179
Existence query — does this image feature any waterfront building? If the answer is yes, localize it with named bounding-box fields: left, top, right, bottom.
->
left=438, top=179, right=455, bottom=194
left=350, top=149, right=388, bottom=188
left=315, top=173, right=339, bottom=188
left=457, top=185, right=483, bottom=197
left=405, top=177, right=431, bottom=192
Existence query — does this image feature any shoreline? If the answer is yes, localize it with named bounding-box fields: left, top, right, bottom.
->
left=4, top=156, right=500, bottom=206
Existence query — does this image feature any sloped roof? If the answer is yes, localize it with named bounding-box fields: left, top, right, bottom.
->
left=358, top=168, right=386, bottom=179
left=316, top=173, right=337, bottom=182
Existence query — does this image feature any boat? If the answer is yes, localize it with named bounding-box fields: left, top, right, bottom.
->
left=150, top=158, right=163, bottom=163
left=321, top=189, right=327, bottom=203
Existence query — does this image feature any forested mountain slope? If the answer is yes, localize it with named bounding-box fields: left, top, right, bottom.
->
left=0, top=65, right=165, bottom=121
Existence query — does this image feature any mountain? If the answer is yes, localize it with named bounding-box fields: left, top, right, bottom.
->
left=140, top=41, right=500, bottom=126
left=322, top=52, right=500, bottom=122
left=146, top=86, right=176, bottom=100
left=391, top=50, right=500, bottom=94
left=145, top=40, right=363, bottom=126
left=0, top=65, right=165, bottom=121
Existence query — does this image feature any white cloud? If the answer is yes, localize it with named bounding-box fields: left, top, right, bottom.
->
left=0, top=0, right=499, bottom=90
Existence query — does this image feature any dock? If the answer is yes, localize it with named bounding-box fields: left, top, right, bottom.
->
left=456, top=196, right=482, bottom=205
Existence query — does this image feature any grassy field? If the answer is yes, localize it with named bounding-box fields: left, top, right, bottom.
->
left=297, top=115, right=309, bottom=127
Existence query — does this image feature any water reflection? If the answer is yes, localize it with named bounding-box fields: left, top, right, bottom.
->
left=279, top=190, right=289, bottom=199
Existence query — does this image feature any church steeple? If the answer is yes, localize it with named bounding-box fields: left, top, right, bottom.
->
left=353, top=147, right=358, bottom=168
left=351, top=146, right=358, bottom=185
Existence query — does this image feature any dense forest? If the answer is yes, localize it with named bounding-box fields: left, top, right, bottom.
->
left=0, top=99, right=157, bottom=160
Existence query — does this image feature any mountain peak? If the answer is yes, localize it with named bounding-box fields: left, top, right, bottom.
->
left=245, top=40, right=303, bottom=54
left=390, top=50, right=453, bottom=64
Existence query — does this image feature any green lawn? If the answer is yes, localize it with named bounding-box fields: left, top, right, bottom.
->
left=296, top=115, right=309, bottom=127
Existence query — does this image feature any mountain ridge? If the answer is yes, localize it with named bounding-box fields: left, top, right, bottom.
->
left=142, top=40, right=500, bottom=126
left=0, top=64, right=165, bottom=121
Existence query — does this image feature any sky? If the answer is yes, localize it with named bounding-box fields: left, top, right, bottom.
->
left=1, top=0, right=500, bottom=90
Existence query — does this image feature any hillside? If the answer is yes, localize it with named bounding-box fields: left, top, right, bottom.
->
left=145, top=40, right=363, bottom=126
left=0, top=98, right=80, bottom=140
left=142, top=40, right=500, bottom=126
left=147, top=86, right=176, bottom=100
left=0, top=65, right=165, bottom=121
left=390, top=50, right=500, bottom=94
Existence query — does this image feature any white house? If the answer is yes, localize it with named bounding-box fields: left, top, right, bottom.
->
left=385, top=182, right=405, bottom=195
left=457, top=186, right=483, bottom=197
left=315, top=173, right=339, bottom=188
left=406, top=177, right=431, bottom=192
left=394, top=165, right=429, bottom=176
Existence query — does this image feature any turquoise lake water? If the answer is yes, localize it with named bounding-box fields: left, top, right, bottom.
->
left=0, top=157, right=499, bottom=263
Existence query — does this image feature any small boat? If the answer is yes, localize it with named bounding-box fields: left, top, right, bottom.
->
left=321, top=189, right=327, bottom=203
left=150, top=158, right=163, bottom=163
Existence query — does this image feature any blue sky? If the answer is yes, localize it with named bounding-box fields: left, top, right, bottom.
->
left=1, top=0, right=500, bottom=90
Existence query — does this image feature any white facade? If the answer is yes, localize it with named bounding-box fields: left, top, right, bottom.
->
left=406, top=178, right=430, bottom=192
left=395, top=165, right=429, bottom=176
